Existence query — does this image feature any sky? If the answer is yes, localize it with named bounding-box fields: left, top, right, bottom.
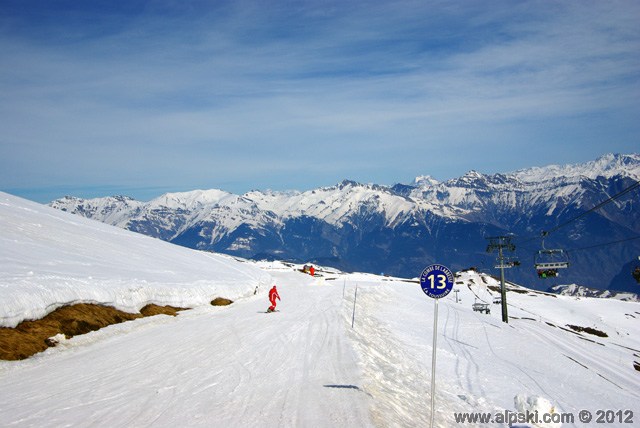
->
left=1, top=0, right=639, bottom=203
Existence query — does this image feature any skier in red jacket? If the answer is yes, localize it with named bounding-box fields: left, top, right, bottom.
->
left=268, top=285, right=281, bottom=312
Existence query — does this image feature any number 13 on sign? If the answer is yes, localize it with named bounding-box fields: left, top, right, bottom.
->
left=420, top=264, right=454, bottom=298
left=425, top=273, right=448, bottom=289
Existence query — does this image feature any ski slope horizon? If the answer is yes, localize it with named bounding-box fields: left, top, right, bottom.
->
left=1, top=191, right=639, bottom=427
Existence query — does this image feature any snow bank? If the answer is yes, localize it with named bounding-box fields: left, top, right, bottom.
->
left=0, top=192, right=272, bottom=327
left=514, top=395, right=562, bottom=428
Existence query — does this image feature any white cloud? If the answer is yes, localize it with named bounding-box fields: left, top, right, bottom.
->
left=1, top=0, right=638, bottom=200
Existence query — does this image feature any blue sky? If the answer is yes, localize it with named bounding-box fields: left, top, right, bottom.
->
left=1, top=0, right=639, bottom=202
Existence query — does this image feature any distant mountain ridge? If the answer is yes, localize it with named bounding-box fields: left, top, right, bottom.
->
left=50, top=153, right=640, bottom=292
left=547, top=284, right=639, bottom=302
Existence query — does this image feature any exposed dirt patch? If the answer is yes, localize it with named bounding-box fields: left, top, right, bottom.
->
left=488, top=285, right=528, bottom=294
left=0, top=303, right=187, bottom=361
left=566, top=324, right=608, bottom=338
left=139, top=304, right=185, bottom=317
left=210, top=297, right=233, bottom=306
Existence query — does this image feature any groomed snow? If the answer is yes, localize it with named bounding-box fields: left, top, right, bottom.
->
left=0, top=270, right=374, bottom=427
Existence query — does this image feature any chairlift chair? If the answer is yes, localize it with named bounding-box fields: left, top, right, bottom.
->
left=472, top=302, right=491, bottom=314
left=534, top=249, right=569, bottom=279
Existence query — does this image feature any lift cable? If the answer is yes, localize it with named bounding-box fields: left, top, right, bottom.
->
left=543, top=179, right=640, bottom=236
left=512, top=179, right=640, bottom=246
left=566, top=235, right=640, bottom=254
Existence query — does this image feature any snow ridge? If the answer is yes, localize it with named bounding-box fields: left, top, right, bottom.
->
left=1, top=192, right=272, bottom=328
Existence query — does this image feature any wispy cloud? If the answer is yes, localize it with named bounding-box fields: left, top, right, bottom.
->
left=1, top=0, right=638, bottom=201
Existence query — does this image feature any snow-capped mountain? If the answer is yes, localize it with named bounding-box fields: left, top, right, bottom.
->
left=547, top=284, right=639, bottom=302
left=50, top=153, right=640, bottom=292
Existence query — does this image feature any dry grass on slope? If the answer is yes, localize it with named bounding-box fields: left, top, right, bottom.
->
left=0, top=303, right=186, bottom=361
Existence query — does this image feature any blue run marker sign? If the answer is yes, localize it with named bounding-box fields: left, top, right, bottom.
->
left=420, top=264, right=454, bottom=299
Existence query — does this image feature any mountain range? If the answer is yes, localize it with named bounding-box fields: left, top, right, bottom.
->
left=50, top=153, right=640, bottom=292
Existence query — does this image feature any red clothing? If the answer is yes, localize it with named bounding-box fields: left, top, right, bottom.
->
left=268, top=286, right=280, bottom=311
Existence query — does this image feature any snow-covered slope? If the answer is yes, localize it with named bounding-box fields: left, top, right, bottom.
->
left=1, top=258, right=638, bottom=426
left=1, top=193, right=638, bottom=426
left=346, top=269, right=640, bottom=426
left=0, top=192, right=272, bottom=328
left=0, top=268, right=375, bottom=427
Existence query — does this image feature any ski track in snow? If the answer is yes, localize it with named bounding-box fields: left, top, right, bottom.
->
left=1, top=271, right=639, bottom=427
left=443, top=303, right=485, bottom=400
left=340, top=275, right=640, bottom=428
left=0, top=272, right=373, bottom=428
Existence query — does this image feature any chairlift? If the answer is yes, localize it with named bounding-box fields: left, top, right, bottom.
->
left=534, top=233, right=569, bottom=279
left=472, top=302, right=491, bottom=314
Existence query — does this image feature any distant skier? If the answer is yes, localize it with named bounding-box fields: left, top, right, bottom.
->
left=267, top=285, right=281, bottom=312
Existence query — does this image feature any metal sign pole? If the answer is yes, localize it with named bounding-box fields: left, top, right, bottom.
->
left=419, top=263, right=454, bottom=428
left=351, top=283, right=358, bottom=329
left=430, top=298, right=439, bottom=428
